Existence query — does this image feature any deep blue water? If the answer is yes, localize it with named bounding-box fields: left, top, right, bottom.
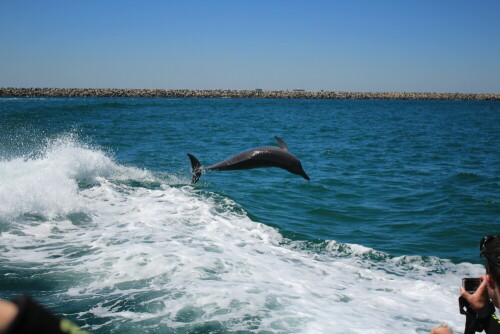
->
left=0, top=97, right=499, bottom=333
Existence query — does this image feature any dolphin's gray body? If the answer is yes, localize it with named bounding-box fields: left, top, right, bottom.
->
left=187, top=136, right=310, bottom=184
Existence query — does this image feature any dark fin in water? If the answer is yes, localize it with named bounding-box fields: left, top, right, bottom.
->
left=275, top=136, right=288, bottom=151
left=187, top=153, right=202, bottom=184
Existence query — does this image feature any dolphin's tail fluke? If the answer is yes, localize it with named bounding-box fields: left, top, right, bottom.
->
left=187, top=153, right=203, bottom=184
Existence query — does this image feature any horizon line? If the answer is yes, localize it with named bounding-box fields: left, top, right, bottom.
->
left=1, top=86, right=500, bottom=96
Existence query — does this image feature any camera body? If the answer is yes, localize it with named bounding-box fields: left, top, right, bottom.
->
left=462, top=278, right=482, bottom=294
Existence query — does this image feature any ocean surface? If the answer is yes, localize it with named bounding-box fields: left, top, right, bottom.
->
left=0, top=97, right=498, bottom=333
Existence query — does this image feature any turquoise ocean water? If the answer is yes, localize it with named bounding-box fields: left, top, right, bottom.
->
left=0, top=97, right=498, bottom=333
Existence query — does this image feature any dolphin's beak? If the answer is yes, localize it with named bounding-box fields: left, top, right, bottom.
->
left=301, top=171, right=310, bottom=181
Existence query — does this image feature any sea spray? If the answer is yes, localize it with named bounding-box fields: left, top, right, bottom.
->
left=0, top=136, right=484, bottom=333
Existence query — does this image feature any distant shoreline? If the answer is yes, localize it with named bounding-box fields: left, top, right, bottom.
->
left=1, top=87, right=499, bottom=101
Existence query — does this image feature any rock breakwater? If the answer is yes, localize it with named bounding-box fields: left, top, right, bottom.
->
left=1, top=87, right=499, bottom=100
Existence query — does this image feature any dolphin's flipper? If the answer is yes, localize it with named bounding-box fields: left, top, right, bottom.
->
left=187, top=153, right=203, bottom=184
left=275, top=136, right=288, bottom=151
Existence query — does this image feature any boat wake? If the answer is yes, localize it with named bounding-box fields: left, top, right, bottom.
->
left=0, top=136, right=483, bottom=333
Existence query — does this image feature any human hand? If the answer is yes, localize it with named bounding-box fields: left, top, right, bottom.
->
left=0, top=299, right=19, bottom=331
left=460, top=275, right=490, bottom=313
left=430, top=323, right=453, bottom=334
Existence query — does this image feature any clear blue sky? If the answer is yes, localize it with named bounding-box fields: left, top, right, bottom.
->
left=1, top=0, right=499, bottom=93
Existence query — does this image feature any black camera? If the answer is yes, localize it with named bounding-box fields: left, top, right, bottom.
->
left=462, top=278, right=482, bottom=294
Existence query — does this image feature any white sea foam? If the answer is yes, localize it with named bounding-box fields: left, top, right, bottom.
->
left=0, top=137, right=485, bottom=333
left=0, top=135, right=152, bottom=221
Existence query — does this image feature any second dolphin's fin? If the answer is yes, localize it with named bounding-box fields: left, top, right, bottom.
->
left=187, top=153, right=203, bottom=184
left=275, top=136, right=288, bottom=151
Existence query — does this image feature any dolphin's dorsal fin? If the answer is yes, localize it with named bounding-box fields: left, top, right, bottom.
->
left=275, top=136, right=288, bottom=151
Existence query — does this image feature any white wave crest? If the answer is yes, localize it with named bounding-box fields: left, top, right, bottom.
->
left=0, top=135, right=485, bottom=333
left=0, top=135, right=152, bottom=221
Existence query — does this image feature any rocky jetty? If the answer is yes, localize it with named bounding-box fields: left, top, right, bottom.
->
left=1, top=87, right=499, bottom=100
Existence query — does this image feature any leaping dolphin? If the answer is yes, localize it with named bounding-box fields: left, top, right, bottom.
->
left=187, top=136, right=310, bottom=184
